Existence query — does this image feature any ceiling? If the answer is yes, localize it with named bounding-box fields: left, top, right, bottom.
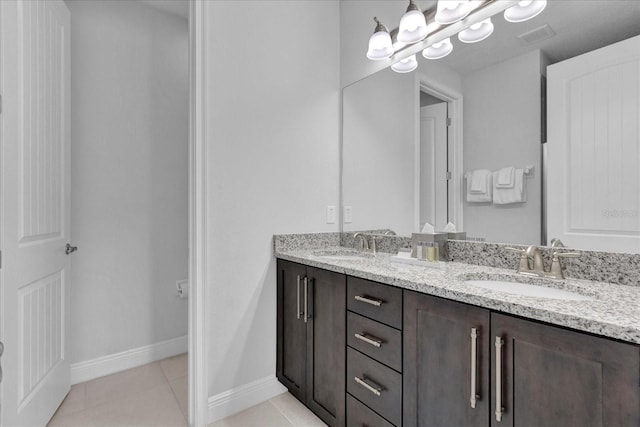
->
left=429, top=0, right=640, bottom=75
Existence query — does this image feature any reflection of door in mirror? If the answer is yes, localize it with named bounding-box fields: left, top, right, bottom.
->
left=419, top=99, right=448, bottom=231
left=547, top=35, right=640, bottom=254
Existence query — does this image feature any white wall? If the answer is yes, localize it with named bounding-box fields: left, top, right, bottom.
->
left=462, top=50, right=545, bottom=244
left=204, top=0, right=340, bottom=405
left=68, top=0, right=188, bottom=363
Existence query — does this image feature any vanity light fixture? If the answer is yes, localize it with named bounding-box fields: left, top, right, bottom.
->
left=458, top=18, right=494, bottom=43
left=398, top=0, right=429, bottom=44
left=434, top=0, right=471, bottom=25
left=422, top=37, right=453, bottom=59
left=366, top=17, right=394, bottom=60
left=504, top=0, right=547, bottom=23
left=367, top=0, right=537, bottom=73
left=391, top=54, right=418, bottom=73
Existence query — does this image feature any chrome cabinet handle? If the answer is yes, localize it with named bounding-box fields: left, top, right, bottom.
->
left=354, top=333, right=382, bottom=348
left=65, top=243, right=78, bottom=255
left=296, top=275, right=301, bottom=320
left=470, top=328, right=480, bottom=408
left=303, top=277, right=309, bottom=323
left=354, top=376, right=382, bottom=397
left=495, top=336, right=504, bottom=422
left=354, top=295, right=383, bottom=307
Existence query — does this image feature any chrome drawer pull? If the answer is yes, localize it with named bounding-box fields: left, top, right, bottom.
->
left=354, top=333, right=383, bottom=348
left=296, top=275, right=301, bottom=320
left=354, top=376, right=382, bottom=397
left=303, top=277, right=310, bottom=323
left=495, top=336, right=504, bottom=422
left=470, top=328, right=480, bottom=408
left=354, top=295, right=383, bottom=307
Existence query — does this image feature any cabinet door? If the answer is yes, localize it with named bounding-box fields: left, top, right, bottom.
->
left=276, top=260, right=307, bottom=402
left=306, top=266, right=346, bottom=427
left=491, top=313, right=640, bottom=427
left=404, top=291, right=490, bottom=427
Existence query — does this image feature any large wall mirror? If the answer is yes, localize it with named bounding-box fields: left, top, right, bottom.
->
left=342, top=0, right=640, bottom=253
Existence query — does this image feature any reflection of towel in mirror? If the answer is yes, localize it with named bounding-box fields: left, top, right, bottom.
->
left=470, top=169, right=491, bottom=193
left=493, top=169, right=525, bottom=204
left=466, top=170, right=492, bottom=202
left=496, top=166, right=515, bottom=188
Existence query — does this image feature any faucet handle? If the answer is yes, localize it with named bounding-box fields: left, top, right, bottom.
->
left=505, top=247, right=530, bottom=272
left=549, top=251, right=580, bottom=279
left=552, top=251, right=580, bottom=259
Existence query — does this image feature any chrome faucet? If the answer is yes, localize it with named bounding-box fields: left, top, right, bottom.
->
left=507, top=245, right=580, bottom=279
left=353, top=233, right=369, bottom=251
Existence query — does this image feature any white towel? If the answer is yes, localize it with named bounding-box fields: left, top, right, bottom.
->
left=466, top=170, right=492, bottom=202
left=492, top=168, right=525, bottom=204
left=470, top=169, right=491, bottom=194
left=496, top=166, right=515, bottom=188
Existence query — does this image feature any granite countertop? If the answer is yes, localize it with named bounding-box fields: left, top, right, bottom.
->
left=275, top=246, right=640, bottom=345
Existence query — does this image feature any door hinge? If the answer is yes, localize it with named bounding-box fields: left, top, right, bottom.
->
left=446, top=171, right=452, bottom=180
left=446, top=117, right=452, bottom=126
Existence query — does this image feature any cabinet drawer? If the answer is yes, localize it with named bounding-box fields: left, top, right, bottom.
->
left=347, top=348, right=402, bottom=426
left=347, top=277, right=402, bottom=329
left=347, top=312, right=402, bottom=372
left=347, top=394, right=395, bottom=427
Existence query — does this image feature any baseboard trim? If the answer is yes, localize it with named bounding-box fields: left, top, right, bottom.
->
left=207, top=375, right=287, bottom=423
left=70, top=335, right=188, bottom=385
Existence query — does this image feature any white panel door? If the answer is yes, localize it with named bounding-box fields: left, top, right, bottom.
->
left=547, top=35, right=640, bottom=253
left=419, top=103, right=448, bottom=231
left=0, top=0, right=72, bottom=425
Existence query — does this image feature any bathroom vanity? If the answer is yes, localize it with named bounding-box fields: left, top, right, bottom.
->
left=274, top=235, right=640, bottom=427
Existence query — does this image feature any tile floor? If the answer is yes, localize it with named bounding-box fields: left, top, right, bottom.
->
left=47, top=353, right=325, bottom=426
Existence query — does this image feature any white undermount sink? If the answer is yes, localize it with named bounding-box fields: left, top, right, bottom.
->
left=464, top=280, right=593, bottom=301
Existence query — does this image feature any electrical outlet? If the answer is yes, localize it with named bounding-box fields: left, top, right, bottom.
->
left=344, top=206, right=353, bottom=223
left=326, top=205, right=336, bottom=224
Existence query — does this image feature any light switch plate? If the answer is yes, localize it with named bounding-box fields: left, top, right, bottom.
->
left=326, top=205, right=336, bottom=224
left=344, top=206, right=353, bottom=223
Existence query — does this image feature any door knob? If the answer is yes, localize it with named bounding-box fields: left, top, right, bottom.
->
left=65, top=243, right=78, bottom=255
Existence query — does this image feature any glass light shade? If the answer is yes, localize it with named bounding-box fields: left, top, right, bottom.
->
left=435, top=0, right=471, bottom=25
left=422, top=37, right=453, bottom=59
left=458, top=18, right=494, bottom=43
left=504, top=0, right=547, bottom=23
left=398, top=5, right=428, bottom=44
left=366, top=18, right=393, bottom=60
left=367, top=31, right=394, bottom=60
left=391, top=54, right=418, bottom=73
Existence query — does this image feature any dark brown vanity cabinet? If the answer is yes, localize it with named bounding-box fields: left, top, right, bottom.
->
left=404, top=291, right=640, bottom=427
left=403, top=291, right=490, bottom=427
left=346, top=277, right=403, bottom=427
left=276, top=259, right=346, bottom=427
left=491, top=313, right=640, bottom=427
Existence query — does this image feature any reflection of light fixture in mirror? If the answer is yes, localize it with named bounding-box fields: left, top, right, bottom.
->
left=398, top=0, right=428, bottom=44
left=504, top=0, right=547, bottom=23
left=422, top=37, right=453, bottom=59
left=366, top=17, right=394, bottom=60
left=435, top=0, right=471, bottom=25
left=458, top=18, right=494, bottom=43
left=391, top=54, right=418, bottom=73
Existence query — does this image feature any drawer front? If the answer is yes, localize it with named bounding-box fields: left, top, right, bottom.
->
left=347, top=277, right=402, bottom=329
left=347, top=312, right=402, bottom=372
left=347, top=348, right=402, bottom=426
left=347, top=394, right=395, bottom=427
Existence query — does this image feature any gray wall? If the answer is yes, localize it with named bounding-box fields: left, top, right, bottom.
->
left=68, top=0, right=188, bottom=363
left=462, top=50, right=545, bottom=244
left=204, top=0, right=341, bottom=400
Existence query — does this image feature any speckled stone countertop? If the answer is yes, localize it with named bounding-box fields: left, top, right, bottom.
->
left=274, top=245, right=640, bottom=345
